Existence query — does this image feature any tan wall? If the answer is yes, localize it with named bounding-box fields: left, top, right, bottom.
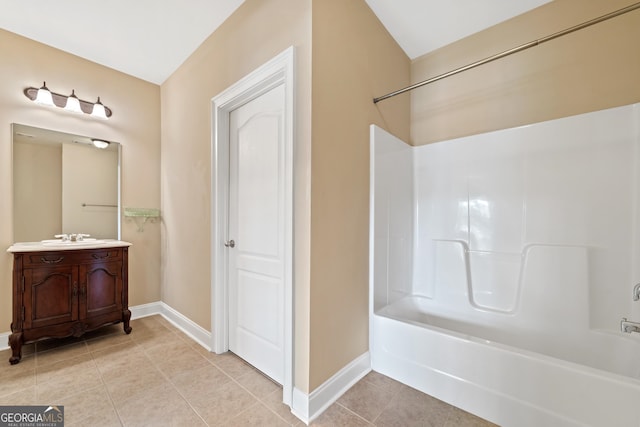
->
left=410, top=0, right=640, bottom=145
left=160, top=0, right=409, bottom=393
left=160, top=0, right=312, bottom=392
left=0, top=29, right=161, bottom=330
left=309, top=0, right=410, bottom=390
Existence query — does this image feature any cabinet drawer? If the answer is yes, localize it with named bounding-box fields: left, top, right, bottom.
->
left=22, top=248, right=123, bottom=267
left=23, top=252, right=76, bottom=267
left=73, top=248, right=123, bottom=264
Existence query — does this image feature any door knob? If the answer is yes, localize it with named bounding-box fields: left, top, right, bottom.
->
left=224, top=240, right=235, bottom=248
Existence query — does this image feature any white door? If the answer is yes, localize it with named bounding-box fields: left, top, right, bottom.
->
left=227, top=84, right=285, bottom=384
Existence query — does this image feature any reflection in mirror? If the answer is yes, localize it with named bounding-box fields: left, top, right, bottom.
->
left=12, top=124, right=121, bottom=242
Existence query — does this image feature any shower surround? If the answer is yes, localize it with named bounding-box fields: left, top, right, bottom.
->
left=370, top=103, right=640, bottom=426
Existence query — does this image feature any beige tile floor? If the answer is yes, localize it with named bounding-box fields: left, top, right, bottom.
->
left=0, top=315, right=496, bottom=426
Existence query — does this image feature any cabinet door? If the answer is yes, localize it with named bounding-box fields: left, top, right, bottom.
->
left=79, top=261, right=123, bottom=319
left=24, top=265, right=79, bottom=329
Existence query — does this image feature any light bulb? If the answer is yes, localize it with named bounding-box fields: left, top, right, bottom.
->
left=92, top=139, right=110, bottom=149
left=91, top=97, right=108, bottom=119
left=64, top=90, right=82, bottom=114
left=35, top=82, right=54, bottom=106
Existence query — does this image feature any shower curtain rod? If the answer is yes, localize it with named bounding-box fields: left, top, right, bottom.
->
left=373, top=2, right=640, bottom=104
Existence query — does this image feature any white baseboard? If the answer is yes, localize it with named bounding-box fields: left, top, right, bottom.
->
left=130, top=301, right=163, bottom=320
left=0, top=332, right=9, bottom=352
left=158, top=302, right=212, bottom=351
left=0, top=301, right=212, bottom=353
left=291, top=352, right=371, bottom=424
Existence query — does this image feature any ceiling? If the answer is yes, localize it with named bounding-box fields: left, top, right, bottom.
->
left=0, top=0, right=245, bottom=84
left=0, top=0, right=551, bottom=85
left=365, top=0, right=552, bottom=59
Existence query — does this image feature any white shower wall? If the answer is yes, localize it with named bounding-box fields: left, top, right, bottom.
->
left=370, top=126, right=414, bottom=312
left=373, top=102, right=640, bottom=333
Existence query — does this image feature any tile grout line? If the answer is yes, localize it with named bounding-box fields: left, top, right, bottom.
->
left=138, top=325, right=213, bottom=426
left=202, top=357, right=277, bottom=424
left=339, top=373, right=399, bottom=426
left=173, top=339, right=295, bottom=426
left=231, top=384, right=296, bottom=426
left=86, top=336, right=126, bottom=427
left=0, top=355, right=37, bottom=404
left=366, top=377, right=404, bottom=425
left=255, top=389, right=300, bottom=426
left=80, top=321, right=177, bottom=426
left=334, top=402, right=376, bottom=426
left=94, top=366, right=126, bottom=425
left=35, top=340, right=96, bottom=404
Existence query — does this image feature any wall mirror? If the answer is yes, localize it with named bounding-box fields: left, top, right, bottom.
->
left=12, top=123, right=121, bottom=242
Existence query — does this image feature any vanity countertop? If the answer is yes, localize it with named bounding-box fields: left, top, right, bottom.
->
left=7, top=239, right=132, bottom=253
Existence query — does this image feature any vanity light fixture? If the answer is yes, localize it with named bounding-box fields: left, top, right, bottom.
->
left=24, top=82, right=113, bottom=119
left=91, top=139, right=110, bottom=149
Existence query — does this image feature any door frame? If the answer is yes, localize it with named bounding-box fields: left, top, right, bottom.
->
left=211, top=46, right=295, bottom=406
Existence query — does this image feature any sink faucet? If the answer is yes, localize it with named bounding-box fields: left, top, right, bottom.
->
left=621, top=317, right=640, bottom=333
left=53, top=233, right=90, bottom=242
left=634, top=283, right=640, bottom=301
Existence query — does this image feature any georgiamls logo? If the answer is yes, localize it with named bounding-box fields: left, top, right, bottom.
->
left=0, top=405, right=64, bottom=425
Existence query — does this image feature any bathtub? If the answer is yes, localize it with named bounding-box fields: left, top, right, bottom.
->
left=369, top=103, right=640, bottom=427
left=371, top=296, right=640, bottom=426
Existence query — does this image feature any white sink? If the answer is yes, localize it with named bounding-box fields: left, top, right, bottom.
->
left=41, top=238, right=102, bottom=246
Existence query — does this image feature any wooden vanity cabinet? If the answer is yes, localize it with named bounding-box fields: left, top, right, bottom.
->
left=8, top=246, right=131, bottom=364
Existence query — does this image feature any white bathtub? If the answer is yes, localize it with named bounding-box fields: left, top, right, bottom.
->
left=369, top=104, right=640, bottom=427
left=371, top=296, right=640, bottom=426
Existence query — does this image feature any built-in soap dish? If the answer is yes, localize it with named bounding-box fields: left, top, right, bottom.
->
left=123, top=207, right=160, bottom=232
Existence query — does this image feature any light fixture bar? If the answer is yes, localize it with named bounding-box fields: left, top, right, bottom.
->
left=23, top=84, right=113, bottom=118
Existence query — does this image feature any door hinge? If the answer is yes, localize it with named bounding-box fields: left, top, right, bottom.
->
left=21, top=306, right=25, bottom=321
left=21, top=276, right=25, bottom=293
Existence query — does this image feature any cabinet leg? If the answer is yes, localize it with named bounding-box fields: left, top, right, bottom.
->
left=122, top=309, right=132, bottom=334
left=8, top=332, right=23, bottom=365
